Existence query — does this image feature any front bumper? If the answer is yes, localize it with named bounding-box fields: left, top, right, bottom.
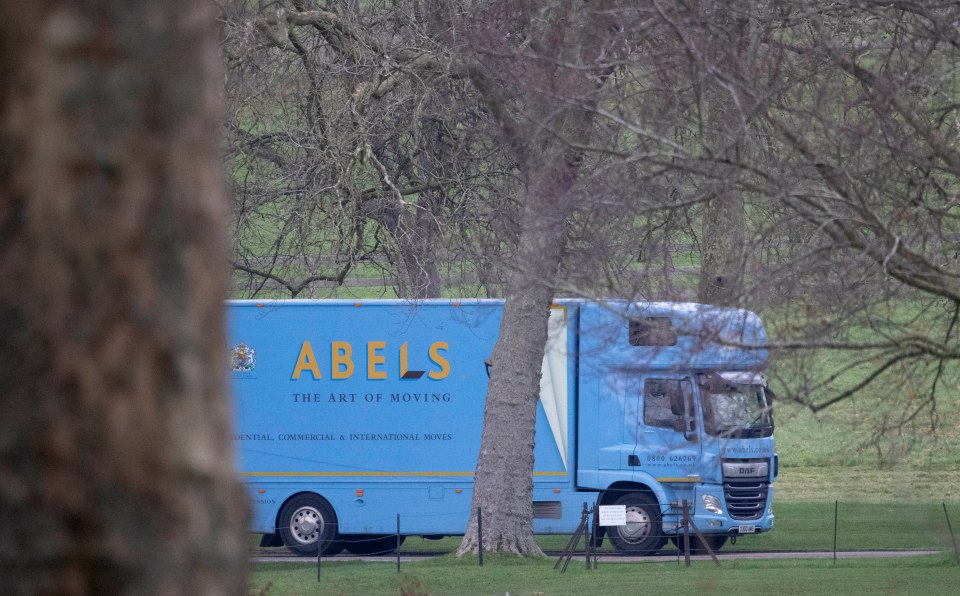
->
left=661, top=484, right=775, bottom=536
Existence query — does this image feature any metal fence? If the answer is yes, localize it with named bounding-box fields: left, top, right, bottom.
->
left=249, top=500, right=960, bottom=563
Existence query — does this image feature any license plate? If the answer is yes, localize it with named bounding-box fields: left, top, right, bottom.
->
left=738, top=525, right=757, bottom=534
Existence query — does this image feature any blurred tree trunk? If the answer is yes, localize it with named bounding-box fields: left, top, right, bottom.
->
left=0, top=1, right=248, bottom=593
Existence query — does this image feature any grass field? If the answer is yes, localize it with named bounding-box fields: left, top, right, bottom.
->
left=249, top=554, right=960, bottom=595
left=250, top=499, right=960, bottom=594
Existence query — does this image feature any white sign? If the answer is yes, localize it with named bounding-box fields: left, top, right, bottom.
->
left=598, top=505, right=627, bottom=527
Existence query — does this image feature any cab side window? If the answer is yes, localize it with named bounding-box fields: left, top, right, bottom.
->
left=643, top=378, right=683, bottom=430
left=629, top=317, right=677, bottom=346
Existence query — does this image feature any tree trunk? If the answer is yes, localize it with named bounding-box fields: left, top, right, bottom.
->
left=456, top=170, right=574, bottom=556
left=393, top=190, right=444, bottom=300
left=455, top=0, right=616, bottom=556
left=0, top=1, right=248, bottom=593
left=697, top=3, right=750, bottom=307
left=698, top=190, right=746, bottom=306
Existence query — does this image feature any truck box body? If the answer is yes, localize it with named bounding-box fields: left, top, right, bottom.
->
left=228, top=299, right=776, bottom=554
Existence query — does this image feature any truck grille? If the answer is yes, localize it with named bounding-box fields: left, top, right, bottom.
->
left=723, top=480, right=769, bottom=520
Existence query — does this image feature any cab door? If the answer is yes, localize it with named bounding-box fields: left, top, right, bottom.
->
left=628, top=375, right=702, bottom=479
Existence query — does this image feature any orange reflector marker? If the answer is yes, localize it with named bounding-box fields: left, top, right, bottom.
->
left=452, top=302, right=461, bottom=307
left=553, top=489, right=561, bottom=494
left=454, top=489, right=462, bottom=494
left=256, top=303, right=265, bottom=308
left=356, top=489, right=364, bottom=497
left=258, top=489, right=266, bottom=494
left=354, top=303, right=362, bottom=307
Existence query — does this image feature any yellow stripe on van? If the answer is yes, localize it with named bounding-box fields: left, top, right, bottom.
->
left=241, top=471, right=568, bottom=477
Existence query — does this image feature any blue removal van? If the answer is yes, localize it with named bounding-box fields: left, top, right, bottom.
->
left=228, top=299, right=776, bottom=555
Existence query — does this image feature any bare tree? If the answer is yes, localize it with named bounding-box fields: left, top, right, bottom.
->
left=626, top=1, right=960, bottom=450
left=217, top=0, right=960, bottom=549
left=450, top=0, right=624, bottom=555
left=537, top=0, right=960, bottom=462
left=745, top=2, right=960, bottom=455
left=222, top=0, right=517, bottom=299
left=232, top=0, right=627, bottom=555
left=0, top=1, right=248, bottom=592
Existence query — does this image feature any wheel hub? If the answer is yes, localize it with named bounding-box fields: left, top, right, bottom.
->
left=291, top=507, right=322, bottom=543
left=622, top=506, right=651, bottom=542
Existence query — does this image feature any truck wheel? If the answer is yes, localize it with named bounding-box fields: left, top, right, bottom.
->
left=343, top=534, right=405, bottom=555
left=590, top=507, right=605, bottom=549
left=671, top=534, right=727, bottom=554
left=278, top=494, right=339, bottom=556
left=606, top=493, right=666, bottom=555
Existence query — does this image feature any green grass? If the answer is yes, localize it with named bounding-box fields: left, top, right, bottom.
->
left=403, top=502, right=957, bottom=553
left=776, top=467, right=960, bottom=502
left=774, top=400, right=960, bottom=470
left=249, top=554, right=960, bottom=595
left=727, top=502, right=957, bottom=552
left=762, top=297, right=960, bottom=467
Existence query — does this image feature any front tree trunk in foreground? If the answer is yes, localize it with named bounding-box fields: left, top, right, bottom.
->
left=0, top=1, right=249, bottom=593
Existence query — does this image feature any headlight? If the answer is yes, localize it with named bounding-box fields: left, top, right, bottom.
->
left=702, top=494, right=723, bottom=515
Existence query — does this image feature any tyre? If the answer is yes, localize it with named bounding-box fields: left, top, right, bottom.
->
left=605, top=492, right=667, bottom=555
left=590, top=508, right=605, bottom=549
left=343, top=534, right=405, bottom=555
left=671, top=533, right=728, bottom=554
left=277, top=494, right=339, bottom=556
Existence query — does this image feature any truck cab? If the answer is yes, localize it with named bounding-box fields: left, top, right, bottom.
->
left=573, top=302, right=776, bottom=553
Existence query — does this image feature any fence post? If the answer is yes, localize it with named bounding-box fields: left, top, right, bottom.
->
left=316, top=534, right=322, bottom=583
left=833, top=500, right=838, bottom=564
left=944, top=503, right=959, bottom=566
left=682, top=499, right=691, bottom=567
left=396, top=513, right=401, bottom=574
left=582, top=503, right=592, bottom=570
left=477, top=507, right=484, bottom=567
left=555, top=502, right=590, bottom=573
left=672, top=502, right=680, bottom=566
left=584, top=502, right=599, bottom=569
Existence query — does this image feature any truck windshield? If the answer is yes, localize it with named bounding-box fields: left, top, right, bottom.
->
left=700, top=378, right=773, bottom=439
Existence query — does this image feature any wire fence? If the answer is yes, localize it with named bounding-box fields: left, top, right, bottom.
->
left=248, top=500, right=960, bottom=563
left=724, top=501, right=959, bottom=555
